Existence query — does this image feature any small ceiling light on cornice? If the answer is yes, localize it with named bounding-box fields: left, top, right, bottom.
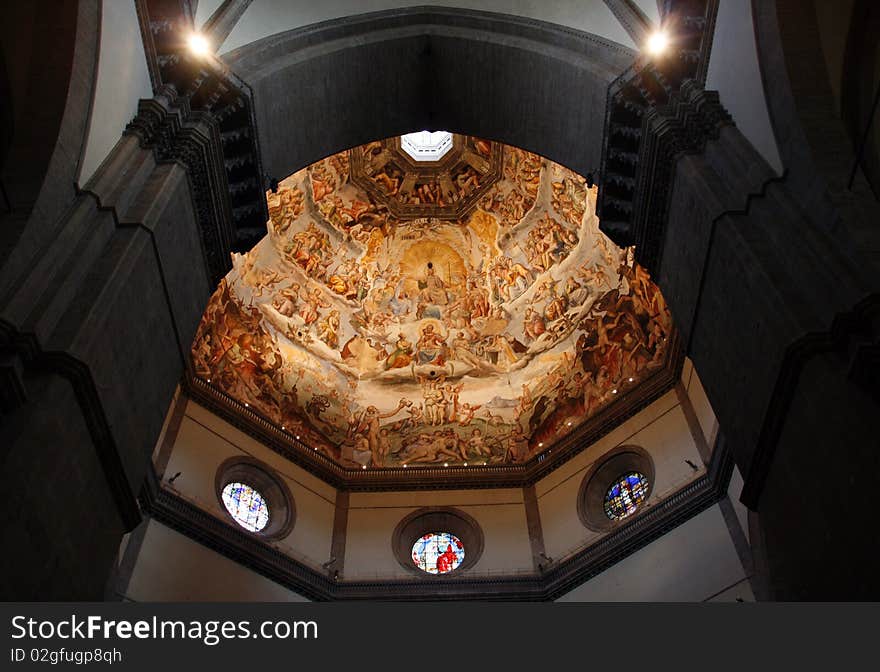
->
left=645, top=30, right=670, bottom=56
left=187, top=32, right=212, bottom=57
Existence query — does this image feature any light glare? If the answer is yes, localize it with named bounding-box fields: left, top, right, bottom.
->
left=645, top=31, right=669, bottom=56
left=188, top=33, right=212, bottom=57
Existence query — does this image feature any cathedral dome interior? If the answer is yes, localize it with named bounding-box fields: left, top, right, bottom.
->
left=191, top=134, right=678, bottom=481
left=2, top=0, right=878, bottom=605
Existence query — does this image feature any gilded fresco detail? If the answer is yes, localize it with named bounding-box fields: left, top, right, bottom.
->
left=192, top=135, right=673, bottom=469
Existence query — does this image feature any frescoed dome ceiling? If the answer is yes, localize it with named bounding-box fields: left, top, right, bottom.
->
left=348, top=134, right=502, bottom=220
left=190, top=134, right=677, bottom=479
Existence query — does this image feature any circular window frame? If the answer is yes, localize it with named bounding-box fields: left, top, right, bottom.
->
left=391, top=507, right=484, bottom=577
left=215, top=457, right=296, bottom=540
left=577, top=445, right=655, bottom=532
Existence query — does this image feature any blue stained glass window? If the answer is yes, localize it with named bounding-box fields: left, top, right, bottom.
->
left=411, top=532, right=465, bottom=574
left=603, top=472, right=649, bottom=521
left=221, top=482, right=270, bottom=532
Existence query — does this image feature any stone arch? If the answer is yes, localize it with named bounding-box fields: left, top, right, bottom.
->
left=224, top=7, right=635, bottom=181
left=0, top=0, right=101, bottom=298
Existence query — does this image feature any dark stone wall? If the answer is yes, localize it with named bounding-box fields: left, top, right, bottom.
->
left=0, top=373, right=127, bottom=600
left=754, top=0, right=880, bottom=270
left=654, top=86, right=879, bottom=598
left=224, top=7, right=633, bottom=179
left=0, top=133, right=211, bottom=599
left=0, top=0, right=100, bottom=265
left=760, top=351, right=880, bottom=599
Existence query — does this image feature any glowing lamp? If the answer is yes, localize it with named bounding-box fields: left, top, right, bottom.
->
left=645, top=31, right=669, bottom=56
left=187, top=33, right=212, bottom=57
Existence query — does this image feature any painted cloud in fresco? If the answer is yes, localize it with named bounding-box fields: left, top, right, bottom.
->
left=191, top=135, right=673, bottom=469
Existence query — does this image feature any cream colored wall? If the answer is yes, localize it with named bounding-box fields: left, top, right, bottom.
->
left=345, top=488, right=532, bottom=580
left=160, top=399, right=337, bottom=571
left=139, top=358, right=725, bottom=596
left=124, top=520, right=309, bottom=601
left=556, top=503, right=752, bottom=602
left=681, top=356, right=718, bottom=448
left=536, top=359, right=711, bottom=564
left=552, top=362, right=753, bottom=601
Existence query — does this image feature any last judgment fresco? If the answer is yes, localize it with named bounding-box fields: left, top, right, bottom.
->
left=191, top=134, right=674, bottom=470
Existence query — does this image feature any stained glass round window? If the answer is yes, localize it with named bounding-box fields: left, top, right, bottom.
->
left=221, top=481, right=270, bottom=532
left=411, top=532, right=465, bottom=574
left=603, top=472, right=650, bottom=520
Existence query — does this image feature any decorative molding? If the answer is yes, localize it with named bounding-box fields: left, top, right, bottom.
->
left=629, top=80, right=732, bottom=273
left=124, top=87, right=235, bottom=283
left=181, top=333, right=684, bottom=492
left=136, top=0, right=269, bottom=274
left=138, top=437, right=732, bottom=600
left=597, top=0, right=720, bottom=264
